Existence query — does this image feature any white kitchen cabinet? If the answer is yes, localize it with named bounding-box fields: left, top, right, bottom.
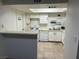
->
left=49, top=31, right=62, bottom=41
left=39, top=30, right=49, bottom=41
left=56, top=32, right=62, bottom=41
left=40, top=15, right=48, bottom=24
left=49, top=32, right=54, bottom=41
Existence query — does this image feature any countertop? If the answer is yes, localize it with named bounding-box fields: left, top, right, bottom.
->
left=49, top=30, right=64, bottom=32
left=0, top=31, right=37, bottom=35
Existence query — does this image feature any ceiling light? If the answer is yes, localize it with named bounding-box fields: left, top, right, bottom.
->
left=29, top=8, right=67, bottom=13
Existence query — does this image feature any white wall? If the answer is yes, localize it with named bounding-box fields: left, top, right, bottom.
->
left=64, top=0, right=79, bottom=59
left=0, top=6, right=26, bottom=31
left=0, top=7, right=17, bottom=31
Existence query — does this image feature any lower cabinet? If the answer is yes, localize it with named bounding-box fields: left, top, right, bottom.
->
left=49, top=31, right=62, bottom=41
left=39, top=30, right=62, bottom=42
left=39, top=30, right=49, bottom=41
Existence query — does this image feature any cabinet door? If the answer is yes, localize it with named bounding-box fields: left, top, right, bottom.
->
left=40, top=31, right=48, bottom=41
left=40, top=15, right=48, bottom=24
left=54, top=32, right=62, bottom=41
left=49, top=32, right=55, bottom=41
left=58, top=32, right=62, bottom=41
left=49, top=32, right=62, bottom=41
left=53, top=32, right=57, bottom=41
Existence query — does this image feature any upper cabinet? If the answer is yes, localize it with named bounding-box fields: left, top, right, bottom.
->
left=40, top=15, right=48, bottom=24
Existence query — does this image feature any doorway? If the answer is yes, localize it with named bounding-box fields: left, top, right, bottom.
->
left=0, top=3, right=67, bottom=59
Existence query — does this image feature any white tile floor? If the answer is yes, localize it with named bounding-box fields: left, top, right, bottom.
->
left=37, top=42, right=64, bottom=59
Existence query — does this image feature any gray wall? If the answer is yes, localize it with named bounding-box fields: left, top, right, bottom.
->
left=64, top=0, right=79, bottom=59
left=0, top=35, right=6, bottom=58
left=0, top=0, right=2, bottom=5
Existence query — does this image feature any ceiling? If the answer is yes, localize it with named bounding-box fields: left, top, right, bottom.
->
left=0, top=3, right=67, bottom=13
left=4, top=3, right=67, bottom=13
left=2, top=0, right=68, bottom=5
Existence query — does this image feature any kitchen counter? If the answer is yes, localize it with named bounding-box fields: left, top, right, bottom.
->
left=0, top=31, right=37, bottom=59
left=49, top=30, right=64, bottom=32
left=0, top=31, right=37, bottom=35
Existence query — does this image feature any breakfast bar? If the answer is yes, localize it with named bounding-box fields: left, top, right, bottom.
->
left=0, top=31, right=37, bottom=59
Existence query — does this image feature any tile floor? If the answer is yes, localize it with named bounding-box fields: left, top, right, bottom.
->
left=37, top=42, right=64, bottom=59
